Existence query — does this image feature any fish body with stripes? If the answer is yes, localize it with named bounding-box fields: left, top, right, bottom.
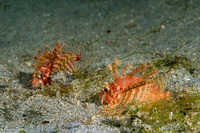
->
left=99, top=58, right=170, bottom=115
left=32, top=41, right=81, bottom=87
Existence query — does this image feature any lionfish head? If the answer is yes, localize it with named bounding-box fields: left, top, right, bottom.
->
left=31, top=69, right=51, bottom=87
left=32, top=71, right=44, bottom=87
left=99, top=83, right=122, bottom=104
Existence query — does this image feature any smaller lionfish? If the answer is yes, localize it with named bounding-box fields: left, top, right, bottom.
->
left=99, top=58, right=170, bottom=116
left=32, top=41, right=81, bottom=87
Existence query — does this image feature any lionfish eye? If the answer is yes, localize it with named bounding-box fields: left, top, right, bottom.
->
left=40, top=74, right=43, bottom=79
left=104, top=88, right=108, bottom=92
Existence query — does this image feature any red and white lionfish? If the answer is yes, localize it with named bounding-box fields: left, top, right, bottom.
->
left=32, top=41, right=81, bottom=87
left=99, top=58, right=170, bottom=115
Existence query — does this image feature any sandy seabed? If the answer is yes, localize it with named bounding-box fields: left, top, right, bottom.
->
left=0, top=0, right=200, bottom=132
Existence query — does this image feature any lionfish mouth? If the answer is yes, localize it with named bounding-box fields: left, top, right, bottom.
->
left=31, top=79, right=41, bottom=87
left=99, top=93, right=104, bottom=104
left=101, top=99, right=104, bottom=104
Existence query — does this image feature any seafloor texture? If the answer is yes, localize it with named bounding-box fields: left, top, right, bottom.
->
left=0, top=0, right=200, bottom=132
